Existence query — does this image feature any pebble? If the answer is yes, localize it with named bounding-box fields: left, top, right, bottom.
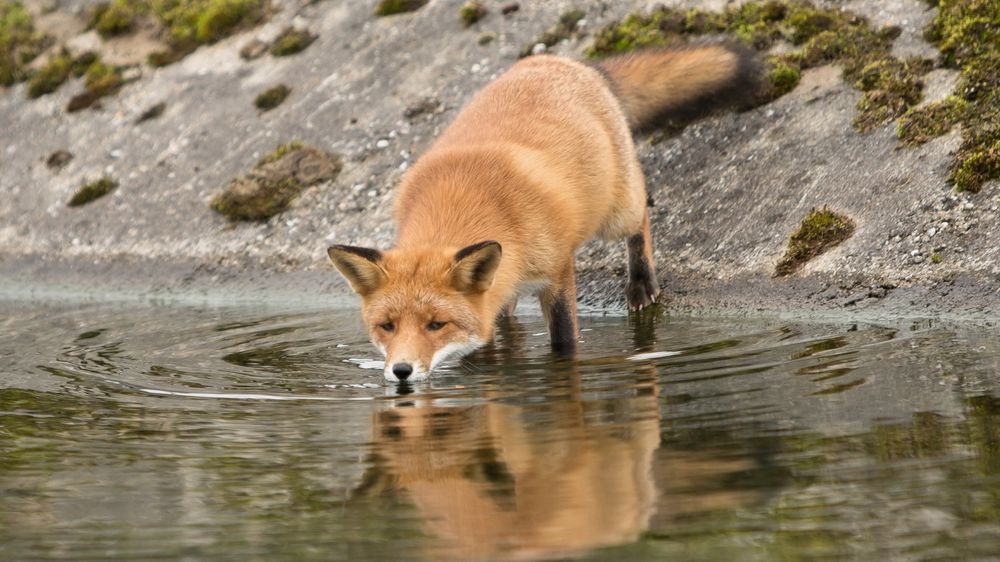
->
left=375, top=139, right=389, bottom=149
left=531, top=43, right=547, bottom=55
left=501, top=2, right=519, bottom=15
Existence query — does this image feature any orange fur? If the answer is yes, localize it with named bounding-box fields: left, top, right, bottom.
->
left=328, top=45, right=759, bottom=380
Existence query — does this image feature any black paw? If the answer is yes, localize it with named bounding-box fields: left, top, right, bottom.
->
left=626, top=275, right=661, bottom=312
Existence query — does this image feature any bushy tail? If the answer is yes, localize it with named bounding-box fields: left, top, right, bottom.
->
left=599, top=42, right=761, bottom=133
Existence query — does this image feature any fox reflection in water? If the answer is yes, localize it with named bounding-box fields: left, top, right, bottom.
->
left=349, top=319, right=783, bottom=560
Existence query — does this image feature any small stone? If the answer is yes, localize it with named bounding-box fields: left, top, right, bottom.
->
left=404, top=97, right=441, bottom=120
left=46, top=150, right=73, bottom=170
left=240, top=39, right=268, bottom=60
left=868, top=286, right=888, bottom=299
left=375, top=139, right=390, bottom=149
left=531, top=42, right=546, bottom=55
left=122, top=67, right=142, bottom=81
left=135, top=102, right=166, bottom=123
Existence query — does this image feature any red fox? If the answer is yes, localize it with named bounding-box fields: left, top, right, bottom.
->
left=328, top=43, right=760, bottom=381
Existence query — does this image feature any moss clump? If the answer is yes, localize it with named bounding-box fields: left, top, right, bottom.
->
left=148, top=0, right=265, bottom=65
left=852, top=57, right=929, bottom=131
left=930, top=252, right=943, bottom=264
left=146, top=47, right=189, bottom=67
left=254, top=84, right=289, bottom=111
left=759, top=57, right=802, bottom=101
left=459, top=1, right=486, bottom=27
left=89, top=0, right=140, bottom=38
left=67, top=60, right=124, bottom=112
left=269, top=27, right=315, bottom=56
left=68, top=177, right=118, bottom=207
left=73, top=0, right=268, bottom=69
left=519, top=9, right=586, bottom=58
left=71, top=51, right=98, bottom=76
left=210, top=141, right=341, bottom=221
left=0, top=0, right=51, bottom=86
left=588, top=1, right=932, bottom=133
left=775, top=207, right=855, bottom=276
left=374, top=0, right=426, bottom=17
left=27, top=50, right=72, bottom=98
left=921, top=0, right=1000, bottom=193
left=259, top=140, right=302, bottom=164
left=896, top=96, right=968, bottom=146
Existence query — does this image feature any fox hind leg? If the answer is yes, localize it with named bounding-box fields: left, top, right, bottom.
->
left=626, top=209, right=661, bottom=311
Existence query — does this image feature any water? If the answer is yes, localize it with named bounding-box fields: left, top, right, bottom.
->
left=1, top=298, right=999, bottom=561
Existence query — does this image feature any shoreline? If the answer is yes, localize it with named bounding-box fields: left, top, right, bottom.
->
left=4, top=253, right=998, bottom=327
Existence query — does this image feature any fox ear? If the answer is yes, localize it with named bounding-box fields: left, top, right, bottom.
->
left=327, top=245, right=387, bottom=296
left=450, top=241, right=502, bottom=293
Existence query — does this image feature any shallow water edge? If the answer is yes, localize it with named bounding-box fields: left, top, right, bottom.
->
left=3, top=253, right=1000, bottom=326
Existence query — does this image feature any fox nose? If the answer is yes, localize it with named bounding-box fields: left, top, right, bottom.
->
left=391, top=362, right=413, bottom=380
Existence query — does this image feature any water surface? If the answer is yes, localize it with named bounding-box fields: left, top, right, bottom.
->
left=1, top=299, right=999, bottom=561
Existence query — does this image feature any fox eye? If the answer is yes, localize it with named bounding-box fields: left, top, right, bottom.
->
left=379, top=322, right=395, bottom=332
left=426, top=321, right=446, bottom=331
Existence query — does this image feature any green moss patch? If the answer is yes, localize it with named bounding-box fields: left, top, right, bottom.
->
left=67, top=60, right=124, bottom=112
left=259, top=140, right=302, bottom=164
left=588, top=1, right=932, bottom=130
left=88, top=0, right=140, bottom=38
left=775, top=207, right=855, bottom=277
left=520, top=9, right=585, bottom=58
left=27, top=50, right=72, bottom=98
left=896, top=95, right=968, bottom=146
left=210, top=142, right=341, bottom=221
left=851, top=57, right=929, bottom=131
left=71, top=51, right=98, bottom=76
left=68, top=176, right=118, bottom=207
left=921, top=0, right=1000, bottom=192
left=254, top=83, right=289, bottom=111
left=459, top=1, right=486, bottom=27
left=0, top=0, right=51, bottom=86
left=269, top=27, right=315, bottom=57
left=760, top=57, right=802, bottom=101
left=374, top=0, right=426, bottom=17
left=142, top=0, right=267, bottom=66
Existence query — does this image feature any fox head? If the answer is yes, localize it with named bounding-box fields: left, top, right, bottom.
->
left=327, top=241, right=502, bottom=382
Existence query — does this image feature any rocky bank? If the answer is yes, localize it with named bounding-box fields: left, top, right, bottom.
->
left=1, top=0, right=998, bottom=322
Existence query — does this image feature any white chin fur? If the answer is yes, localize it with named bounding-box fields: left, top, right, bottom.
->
left=430, top=338, right=484, bottom=372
